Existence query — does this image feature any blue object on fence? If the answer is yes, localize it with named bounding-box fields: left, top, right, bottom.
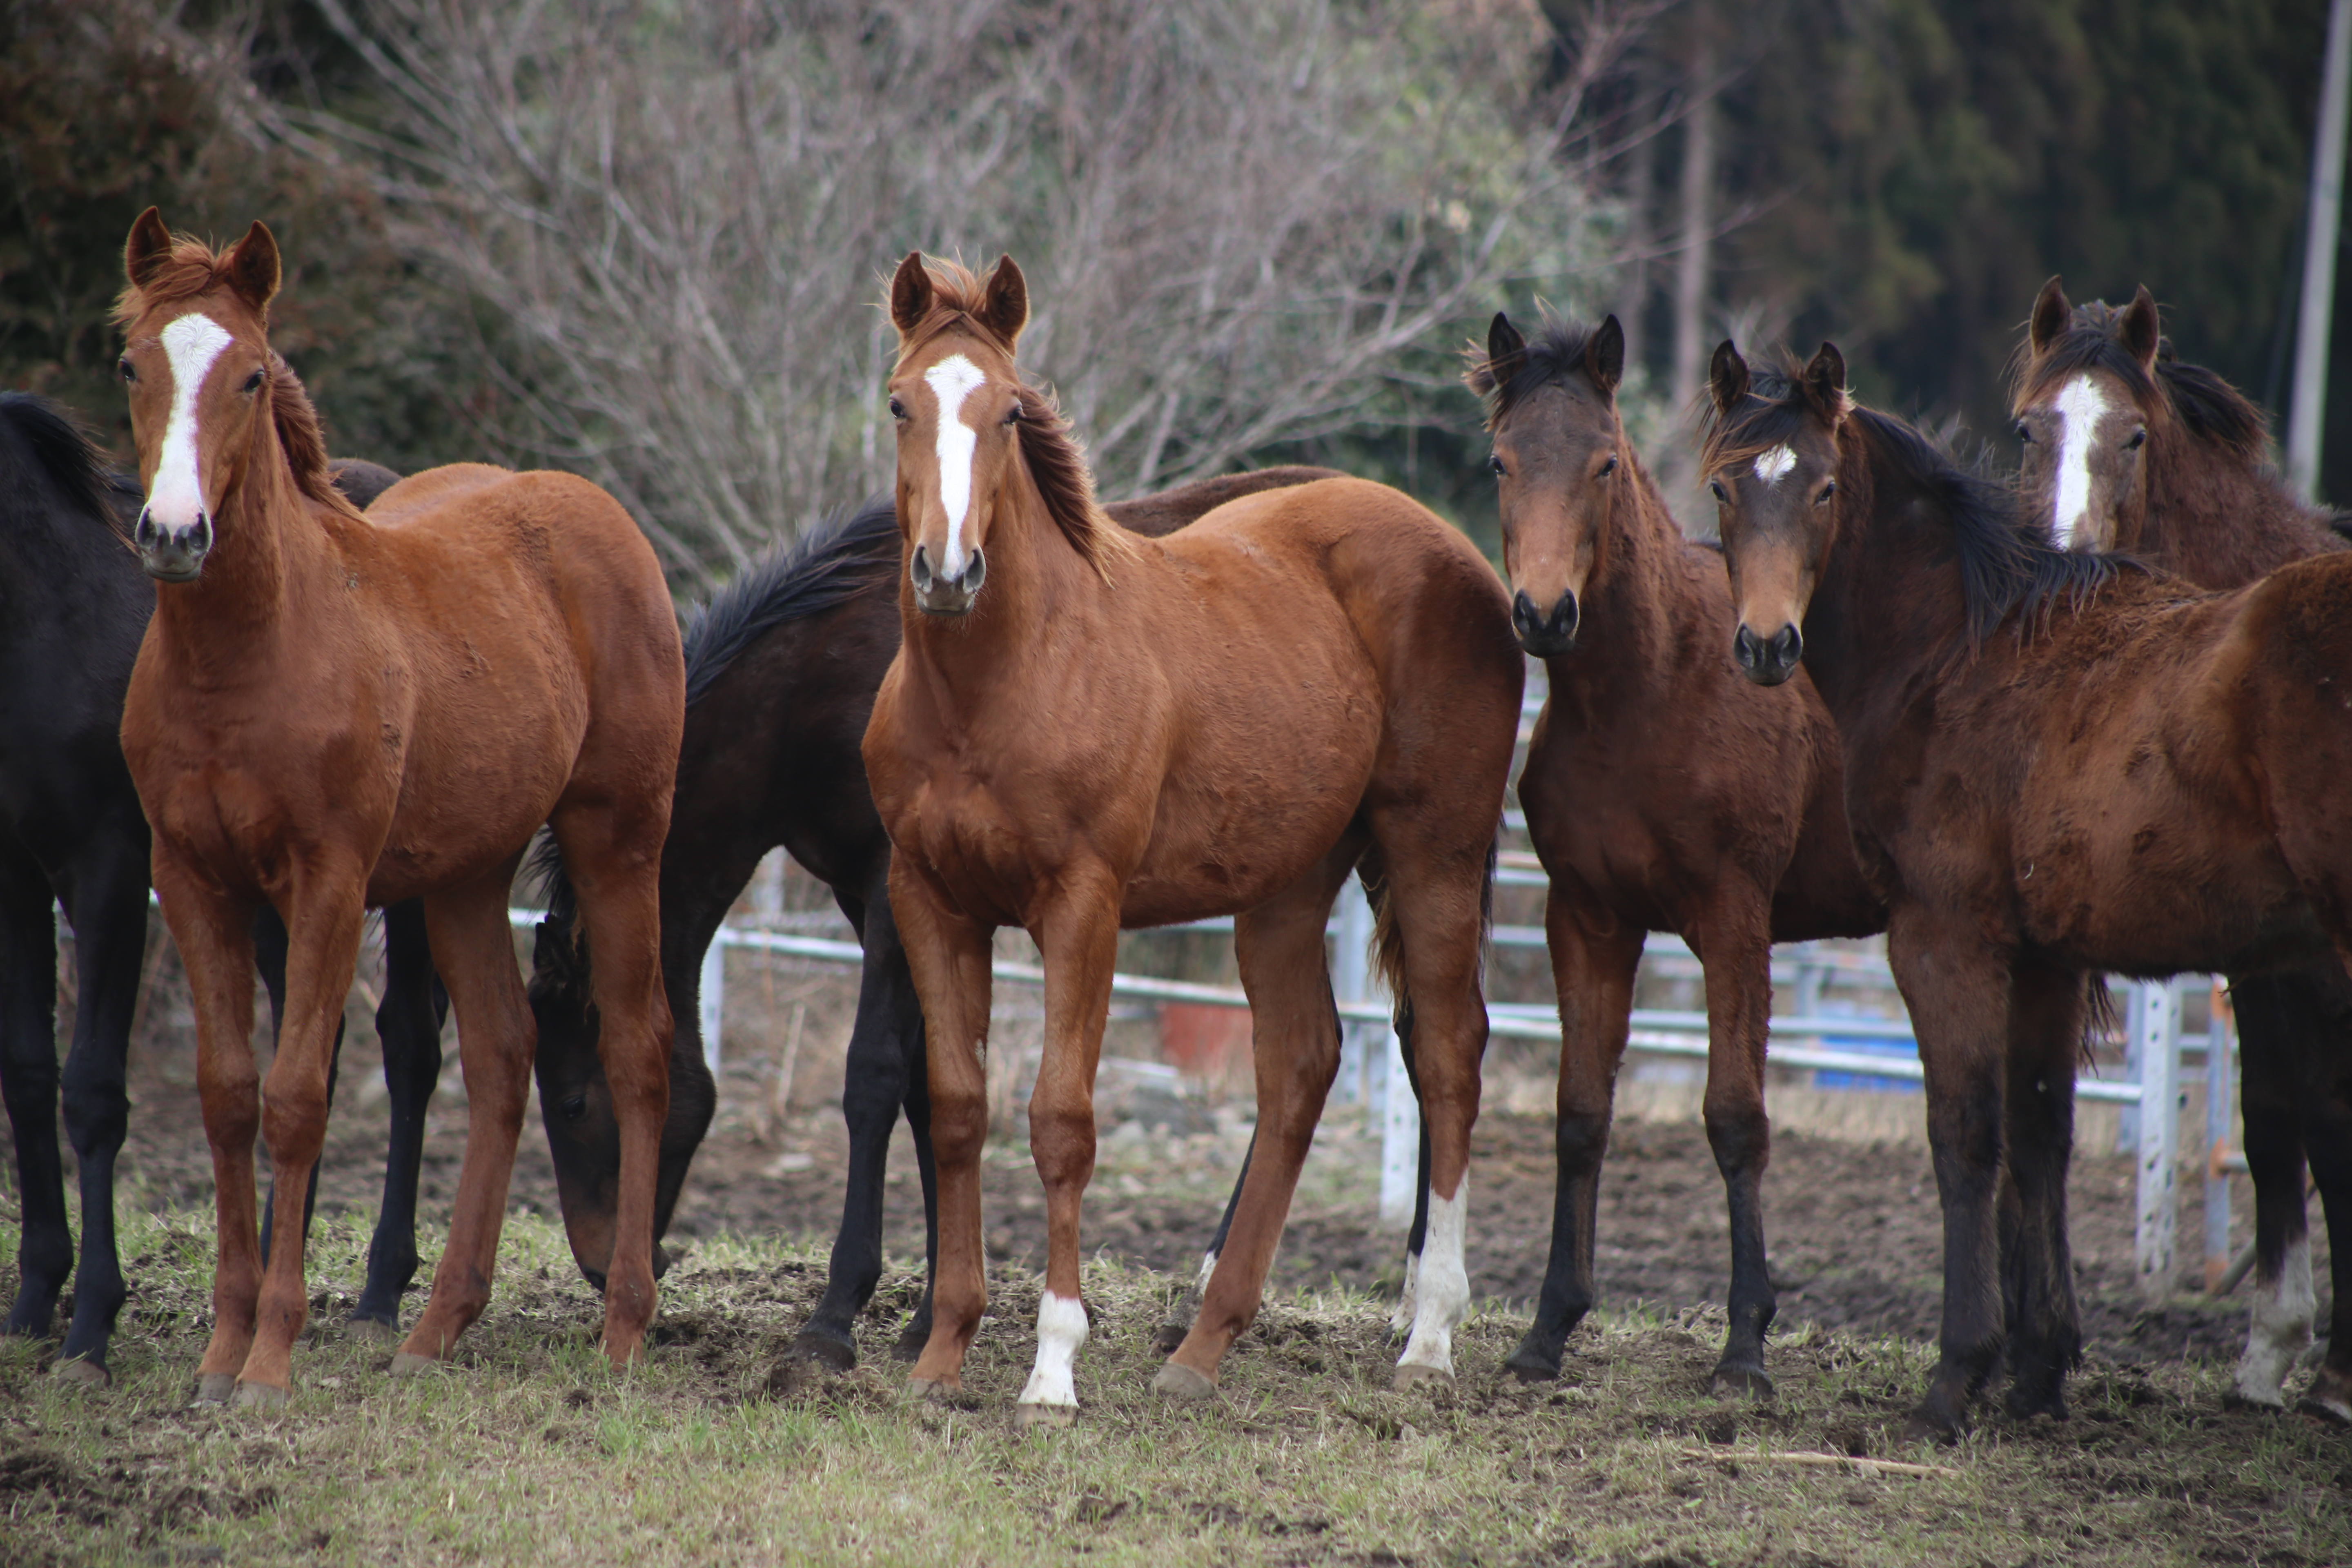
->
left=1809, top=1006, right=1920, bottom=1093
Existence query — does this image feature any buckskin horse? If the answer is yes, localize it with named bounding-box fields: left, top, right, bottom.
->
left=113, top=210, right=682, bottom=1405
left=864, top=253, right=1521, bottom=1422
left=1704, top=337, right=2352, bottom=1437
left=2011, top=277, right=2352, bottom=1421
left=525, top=466, right=1336, bottom=1378
left=1465, top=311, right=1882, bottom=1392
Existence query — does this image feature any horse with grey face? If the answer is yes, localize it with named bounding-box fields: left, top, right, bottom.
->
left=2012, top=277, right=2352, bottom=1423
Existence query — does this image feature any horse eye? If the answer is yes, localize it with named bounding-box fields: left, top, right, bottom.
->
left=1597, top=456, right=1618, bottom=478
left=1708, top=479, right=1728, bottom=503
left=1816, top=480, right=1838, bottom=505
left=241, top=369, right=264, bottom=393
left=2013, top=420, right=2031, bottom=443
left=888, top=397, right=906, bottom=420
left=2124, top=429, right=2146, bottom=450
left=1488, top=454, right=1506, bottom=478
left=119, top=359, right=136, bottom=383
left=559, top=1093, right=588, bottom=1122
left=1004, top=403, right=1020, bottom=425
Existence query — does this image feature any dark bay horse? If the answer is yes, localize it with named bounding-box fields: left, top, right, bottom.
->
left=1466, top=312, right=1882, bottom=1392
left=2012, top=278, right=2352, bottom=1421
left=866, top=253, right=1521, bottom=1421
left=1704, top=338, right=2352, bottom=1438
left=525, top=466, right=1335, bottom=1372
left=115, top=211, right=682, bottom=1404
left=0, top=394, right=442, bottom=1383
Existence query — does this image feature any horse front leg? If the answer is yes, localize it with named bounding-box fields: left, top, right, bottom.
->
left=2228, top=973, right=2316, bottom=1409
left=1014, top=875, right=1124, bottom=1428
left=1888, top=908, right=2011, bottom=1442
left=891, top=860, right=995, bottom=1399
left=1998, top=957, right=2085, bottom=1420
left=1691, top=890, right=1778, bottom=1399
left=1506, top=886, right=1642, bottom=1382
left=0, top=838, right=69, bottom=1346
left=52, top=837, right=153, bottom=1382
left=2288, top=986, right=2352, bottom=1423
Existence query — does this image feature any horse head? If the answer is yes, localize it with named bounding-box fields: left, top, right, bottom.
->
left=884, top=252, right=1036, bottom=617
left=1703, top=339, right=1851, bottom=686
left=2009, top=275, right=2162, bottom=552
left=116, top=209, right=289, bottom=583
left=1468, top=312, right=1630, bottom=657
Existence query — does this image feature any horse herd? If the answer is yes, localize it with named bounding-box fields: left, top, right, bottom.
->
left=4, top=209, right=2351, bottom=1444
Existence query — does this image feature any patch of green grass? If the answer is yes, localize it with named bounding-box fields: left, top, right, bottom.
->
left=1, top=1203, right=2348, bottom=1566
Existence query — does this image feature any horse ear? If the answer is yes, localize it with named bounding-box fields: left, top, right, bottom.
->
left=889, top=252, right=934, bottom=336
left=976, top=254, right=1029, bottom=350
left=1708, top=339, right=1750, bottom=414
left=2119, top=285, right=2160, bottom=372
left=125, top=207, right=174, bottom=290
left=1803, top=341, right=1848, bottom=412
left=1486, top=312, right=1528, bottom=386
left=226, top=221, right=281, bottom=315
left=2030, top=275, right=2071, bottom=354
left=1586, top=315, right=1625, bottom=395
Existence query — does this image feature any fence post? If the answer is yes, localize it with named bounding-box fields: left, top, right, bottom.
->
left=699, top=936, right=726, bottom=1077
left=2204, top=979, right=2236, bottom=1293
left=1335, top=878, right=1417, bottom=1229
left=2132, top=978, right=2180, bottom=1304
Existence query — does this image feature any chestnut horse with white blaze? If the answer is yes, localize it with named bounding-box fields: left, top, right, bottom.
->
left=864, top=254, right=1521, bottom=1421
left=113, top=210, right=683, bottom=1406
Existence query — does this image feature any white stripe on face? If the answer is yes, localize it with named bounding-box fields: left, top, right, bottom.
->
left=1753, top=444, right=1797, bottom=485
left=2051, top=375, right=2111, bottom=548
left=924, top=354, right=990, bottom=579
left=147, top=314, right=235, bottom=532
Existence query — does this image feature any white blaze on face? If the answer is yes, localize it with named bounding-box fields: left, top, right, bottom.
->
left=2234, top=1234, right=2315, bottom=1408
left=1395, top=1180, right=1468, bottom=1379
left=1017, top=1290, right=1089, bottom=1409
left=2051, top=375, right=2112, bottom=547
left=147, top=313, right=235, bottom=532
left=923, top=353, right=990, bottom=579
left=1752, top=444, right=1797, bottom=486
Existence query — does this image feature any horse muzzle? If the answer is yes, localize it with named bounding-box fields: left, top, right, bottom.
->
left=1511, top=588, right=1579, bottom=657
left=135, top=508, right=212, bottom=583
left=1733, top=621, right=1804, bottom=686
left=911, top=542, right=987, bottom=616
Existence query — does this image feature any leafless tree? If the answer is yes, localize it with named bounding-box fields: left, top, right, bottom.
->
left=302, top=0, right=1670, bottom=586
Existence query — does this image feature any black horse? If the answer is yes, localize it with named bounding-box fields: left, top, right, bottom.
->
left=526, top=467, right=1336, bottom=1370
left=0, top=396, right=440, bottom=1381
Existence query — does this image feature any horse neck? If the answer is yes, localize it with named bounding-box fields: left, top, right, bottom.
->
left=1552, top=447, right=1686, bottom=695
left=147, top=403, right=311, bottom=673
left=2137, top=425, right=2342, bottom=588
left=895, top=473, right=1098, bottom=717
left=1793, top=437, right=1974, bottom=722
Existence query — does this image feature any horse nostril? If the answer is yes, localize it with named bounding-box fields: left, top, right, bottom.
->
left=1550, top=591, right=1579, bottom=641
left=1772, top=624, right=1803, bottom=667
left=1511, top=590, right=1542, bottom=640
left=960, top=547, right=986, bottom=595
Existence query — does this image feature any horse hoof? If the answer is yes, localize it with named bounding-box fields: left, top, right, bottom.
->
left=2004, top=1388, right=2068, bottom=1423
left=1152, top=1361, right=1217, bottom=1402
left=890, top=1324, right=930, bottom=1364
left=1710, top=1363, right=1774, bottom=1401
left=192, top=1373, right=238, bottom=1406
left=389, top=1352, right=440, bottom=1378
left=788, top=1331, right=857, bottom=1374
left=2296, top=1393, right=2352, bottom=1427
left=906, top=1375, right=960, bottom=1405
left=230, top=1379, right=289, bottom=1412
left=345, top=1315, right=401, bottom=1343
left=1392, top=1362, right=1455, bottom=1393
left=1901, top=1408, right=1963, bottom=1446
left=1013, top=1401, right=1077, bottom=1432
left=51, top=1356, right=109, bottom=1389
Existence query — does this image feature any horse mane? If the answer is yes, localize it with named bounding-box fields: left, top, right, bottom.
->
left=0, top=392, right=120, bottom=526
left=679, top=495, right=898, bottom=705
left=1708, top=362, right=2129, bottom=646
left=893, top=257, right=1134, bottom=581
left=112, top=228, right=358, bottom=521
left=1463, top=316, right=1606, bottom=423
left=1697, top=352, right=1853, bottom=478
left=2009, top=303, right=2269, bottom=461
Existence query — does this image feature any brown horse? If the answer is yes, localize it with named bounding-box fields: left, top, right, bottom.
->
left=2012, top=278, right=2352, bottom=1421
left=864, top=253, right=1521, bottom=1421
left=1702, top=337, right=2352, bottom=1439
left=1468, top=311, right=1882, bottom=1392
left=114, top=211, right=683, bottom=1406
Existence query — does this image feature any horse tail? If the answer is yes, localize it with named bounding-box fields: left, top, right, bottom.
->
left=1356, top=830, right=1498, bottom=1026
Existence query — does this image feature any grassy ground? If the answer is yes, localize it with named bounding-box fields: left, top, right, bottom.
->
left=2, top=1203, right=2348, bottom=1568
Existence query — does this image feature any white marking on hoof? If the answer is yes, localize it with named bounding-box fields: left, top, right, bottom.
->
left=2051, top=374, right=2112, bottom=547
left=2235, top=1237, right=2314, bottom=1409
left=1016, top=1291, right=1088, bottom=1411
left=1396, top=1182, right=1469, bottom=1382
left=1753, top=444, right=1797, bottom=485
left=1392, top=1361, right=1455, bottom=1392
left=1153, top=1360, right=1218, bottom=1401
left=149, top=313, right=234, bottom=530
left=924, top=353, right=989, bottom=578
left=1389, top=1251, right=1421, bottom=1337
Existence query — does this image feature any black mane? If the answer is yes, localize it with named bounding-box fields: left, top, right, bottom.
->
left=2155, top=356, right=2269, bottom=459
left=0, top=392, right=130, bottom=531
left=532, top=494, right=901, bottom=922
left=2022, top=308, right=2270, bottom=461
left=1466, top=317, right=1606, bottom=420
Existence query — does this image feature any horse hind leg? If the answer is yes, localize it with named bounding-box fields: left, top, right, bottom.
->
left=352, top=901, right=445, bottom=1337
left=1156, top=1125, right=1256, bottom=1354
left=1998, top=958, right=2084, bottom=1421
left=0, top=837, right=71, bottom=1344
left=2228, top=974, right=2316, bottom=1409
